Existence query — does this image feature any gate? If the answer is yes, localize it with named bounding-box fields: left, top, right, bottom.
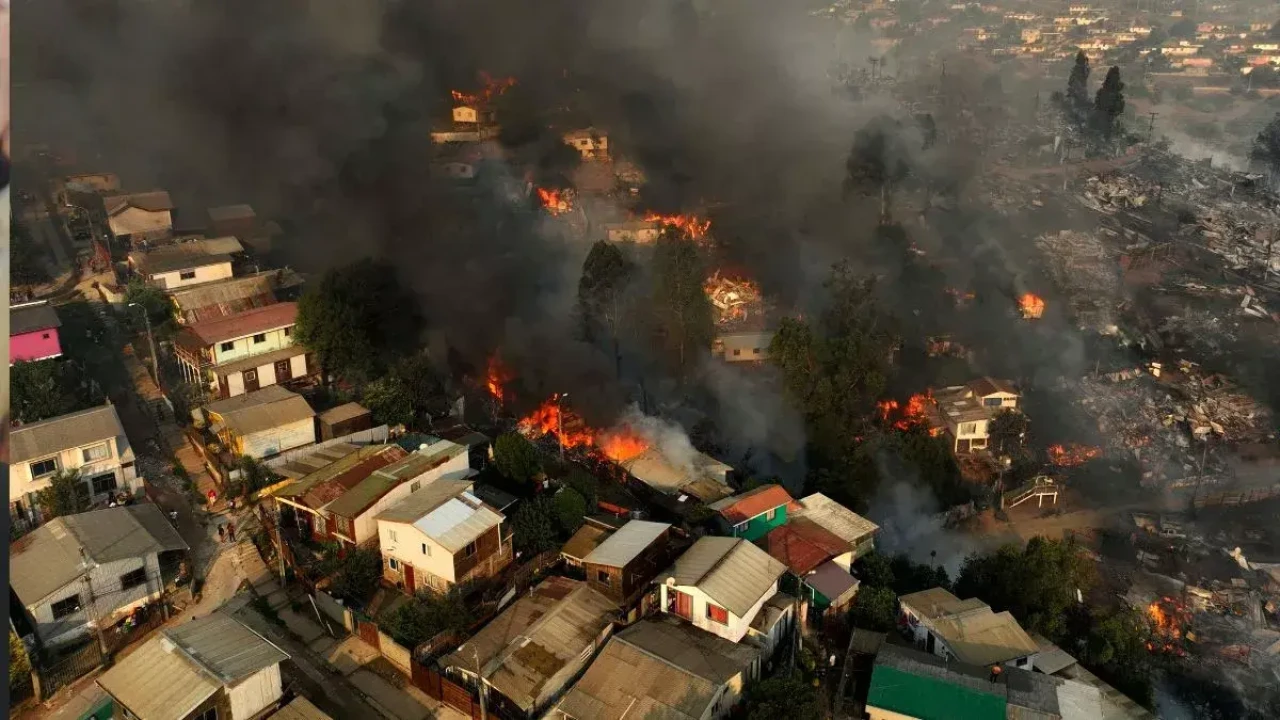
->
left=357, top=619, right=380, bottom=650
left=441, top=676, right=477, bottom=716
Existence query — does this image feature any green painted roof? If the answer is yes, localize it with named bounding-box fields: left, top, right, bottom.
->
left=867, top=665, right=1007, bottom=720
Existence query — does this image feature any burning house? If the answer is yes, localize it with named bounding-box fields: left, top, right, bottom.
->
left=705, top=271, right=777, bottom=363
left=925, top=378, right=1021, bottom=454
left=430, top=73, right=511, bottom=144
left=562, top=127, right=608, bottom=161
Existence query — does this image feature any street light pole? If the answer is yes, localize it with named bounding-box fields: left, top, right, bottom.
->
left=128, top=302, right=161, bottom=391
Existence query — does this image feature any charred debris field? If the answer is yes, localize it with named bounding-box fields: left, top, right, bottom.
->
left=14, top=0, right=1280, bottom=717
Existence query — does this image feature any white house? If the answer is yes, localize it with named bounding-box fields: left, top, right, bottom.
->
left=712, top=330, right=774, bottom=363
left=324, top=438, right=471, bottom=547
left=550, top=617, right=764, bottom=720
left=658, top=536, right=787, bottom=644
left=97, top=611, right=289, bottom=720
left=9, top=404, right=140, bottom=530
left=104, top=191, right=174, bottom=245
left=898, top=587, right=1041, bottom=670
left=376, top=477, right=511, bottom=593
left=201, top=385, right=317, bottom=459
left=10, top=505, right=189, bottom=649
left=562, top=127, right=609, bottom=160
left=927, top=377, right=1020, bottom=454
left=128, top=237, right=242, bottom=291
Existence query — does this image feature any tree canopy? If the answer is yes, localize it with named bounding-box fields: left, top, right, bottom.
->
left=1093, top=66, right=1126, bottom=139
left=577, top=241, right=636, bottom=363
left=743, top=673, right=822, bottom=720
left=512, top=496, right=559, bottom=555
left=845, top=115, right=913, bottom=217
left=649, top=236, right=713, bottom=375
left=295, top=258, right=423, bottom=385
left=552, top=487, right=588, bottom=534
left=12, top=360, right=103, bottom=423
left=379, top=587, right=473, bottom=649
left=37, top=470, right=88, bottom=521
left=493, top=432, right=543, bottom=483
left=1065, top=51, right=1092, bottom=123
left=123, top=278, right=177, bottom=334
left=955, top=536, right=1096, bottom=641
left=326, top=547, right=382, bottom=605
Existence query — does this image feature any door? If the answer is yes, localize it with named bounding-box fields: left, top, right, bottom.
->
left=243, top=369, right=261, bottom=393
left=672, top=589, right=693, bottom=620
left=275, top=359, right=292, bottom=382
left=404, top=564, right=416, bottom=594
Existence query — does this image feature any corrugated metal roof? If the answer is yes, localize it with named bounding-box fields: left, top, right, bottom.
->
left=707, top=484, right=794, bottom=524
left=583, top=520, right=669, bottom=568
left=553, top=617, right=759, bottom=720
left=664, top=537, right=786, bottom=617
left=805, top=561, right=859, bottom=605
left=213, top=345, right=306, bottom=377
left=932, top=610, right=1040, bottom=667
left=562, top=524, right=612, bottom=562
left=764, top=518, right=849, bottom=575
left=897, top=588, right=974, bottom=621
left=11, top=404, right=126, bottom=464
left=303, top=446, right=407, bottom=513
left=130, top=238, right=241, bottom=276
left=618, top=448, right=733, bottom=502
left=98, top=612, right=288, bottom=720
left=11, top=504, right=190, bottom=606
left=170, top=273, right=277, bottom=323
left=794, top=493, right=880, bottom=545
left=1030, top=634, right=1079, bottom=675
left=378, top=478, right=503, bottom=553
left=181, top=302, right=297, bottom=346
left=10, top=301, right=61, bottom=335
left=273, top=443, right=361, bottom=481
left=442, top=577, right=618, bottom=712
left=204, top=385, right=314, bottom=436
left=164, top=611, right=290, bottom=684
left=317, top=402, right=370, bottom=425
left=272, top=696, right=334, bottom=720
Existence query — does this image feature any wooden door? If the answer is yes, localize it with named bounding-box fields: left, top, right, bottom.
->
left=404, top=564, right=416, bottom=594
left=243, top=368, right=261, bottom=393
left=275, top=359, right=292, bottom=382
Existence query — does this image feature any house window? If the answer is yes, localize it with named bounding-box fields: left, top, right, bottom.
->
left=315, top=515, right=326, bottom=534
left=244, top=370, right=257, bottom=383
left=51, top=595, right=82, bottom=620
left=410, top=480, right=421, bottom=493
left=959, top=422, right=978, bottom=435
left=389, top=558, right=399, bottom=570
left=983, top=397, right=1002, bottom=407
left=732, top=349, right=741, bottom=356
left=82, top=444, right=110, bottom=463
left=220, top=341, right=235, bottom=352
left=283, top=327, right=292, bottom=337
left=252, top=333, right=267, bottom=344
left=90, top=473, right=118, bottom=495
left=463, top=541, right=478, bottom=558
left=388, top=529, right=398, bottom=542
left=120, top=568, right=147, bottom=591
left=30, top=458, right=58, bottom=478
left=753, top=348, right=762, bottom=355
left=706, top=603, right=729, bottom=625
left=596, top=570, right=611, bottom=585
left=193, top=708, right=218, bottom=720
left=422, top=543, right=430, bottom=556
left=179, top=270, right=197, bottom=281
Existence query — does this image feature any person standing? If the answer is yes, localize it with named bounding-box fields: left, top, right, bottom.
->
left=218, top=524, right=226, bottom=543
left=227, top=522, right=237, bottom=543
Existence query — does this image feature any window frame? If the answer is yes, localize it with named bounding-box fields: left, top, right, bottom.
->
left=244, top=369, right=257, bottom=383
left=51, top=595, right=83, bottom=620
left=90, top=473, right=118, bottom=495
left=82, top=443, right=111, bottom=463
left=595, top=569, right=611, bottom=585
left=706, top=602, right=729, bottom=625
left=983, top=397, right=1003, bottom=408
left=220, top=341, right=235, bottom=352
left=959, top=422, right=978, bottom=435
left=30, top=458, right=58, bottom=478
left=422, top=543, right=430, bottom=556
left=119, top=567, right=147, bottom=591
left=462, top=541, right=478, bottom=558
left=252, top=333, right=267, bottom=344
left=178, top=270, right=197, bottom=281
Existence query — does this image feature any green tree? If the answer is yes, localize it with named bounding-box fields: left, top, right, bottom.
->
left=327, top=547, right=382, bottom=605
left=362, top=374, right=415, bottom=427
left=1093, top=66, right=1126, bottom=139
left=650, top=236, right=713, bottom=375
left=295, top=259, right=423, bottom=385
left=11, top=221, right=50, bottom=289
left=11, top=360, right=101, bottom=423
left=577, top=241, right=636, bottom=373
left=123, top=279, right=176, bottom=334
left=361, top=353, right=446, bottom=427
left=955, top=536, right=1097, bottom=641
left=848, top=586, right=898, bottom=631
left=1066, top=50, right=1092, bottom=122
left=845, top=115, right=912, bottom=218
left=1082, top=608, right=1154, bottom=707
left=378, top=587, right=473, bottom=649
left=493, top=432, right=543, bottom=483
left=231, top=457, right=279, bottom=498
left=37, top=470, right=88, bottom=520
left=743, top=673, right=822, bottom=720
left=512, top=496, right=559, bottom=555
left=552, top=487, right=588, bottom=534
left=9, top=632, right=31, bottom=691
left=563, top=469, right=600, bottom=509
left=1252, top=112, right=1280, bottom=176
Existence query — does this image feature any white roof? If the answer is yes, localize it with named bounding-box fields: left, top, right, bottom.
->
left=583, top=520, right=670, bottom=568
left=412, top=497, right=503, bottom=553
left=795, top=493, right=880, bottom=544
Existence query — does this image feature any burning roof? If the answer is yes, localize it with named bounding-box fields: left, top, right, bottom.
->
left=450, top=71, right=515, bottom=107
left=704, top=271, right=768, bottom=328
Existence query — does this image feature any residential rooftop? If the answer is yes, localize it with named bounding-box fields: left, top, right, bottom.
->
left=11, top=404, right=128, bottom=465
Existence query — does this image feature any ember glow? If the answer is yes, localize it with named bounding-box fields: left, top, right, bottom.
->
left=451, top=71, right=516, bottom=106
left=485, top=355, right=512, bottom=404
left=1146, top=597, right=1189, bottom=656
left=536, top=187, right=572, bottom=215
left=1047, top=443, right=1102, bottom=466
left=517, top=395, right=651, bottom=462
left=644, top=212, right=711, bottom=240
left=879, top=393, right=940, bottom=435
left=704, top=271, right=762, bottom=325
left=1018, top=293, right=1046, bottom=319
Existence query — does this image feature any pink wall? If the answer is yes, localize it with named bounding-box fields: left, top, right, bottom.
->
left=10, top=328, right=62, bottom=364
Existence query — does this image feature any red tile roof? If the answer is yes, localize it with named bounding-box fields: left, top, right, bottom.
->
left=710, top=484, right=795, bottom=525
left=764, top=518, right=849, bottom=575
left=185, top=302, right=298, bottom=346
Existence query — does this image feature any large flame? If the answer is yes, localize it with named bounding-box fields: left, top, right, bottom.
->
left=485, top=355, right=512, bottom=404
left=517, top=395, right=651, bottom=461
left=537, top=188, right=572, bottom=216
left=644, top=212, right=711, bottom=240
left=1048, top=443, right=1102, bottom=466
left=451, top=71, right=516, bottom=106
left=704, top=271, right=762, bottom=325
left=1018, top=293, right=1046, bottom=319
left=879, top=393, right=941, bottom=435
left=1146, top=597, right=1189, bottom=656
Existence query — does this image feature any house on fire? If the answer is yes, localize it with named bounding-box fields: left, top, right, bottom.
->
left=174, top=302, right=314, bottom=399
left=603, top=220, right=661, bottom=244
left=128, top=237, right=243, bottom=291
left=272, top=444, right=408, bottom=545
left=10, top=300, right=63, bottom=364
left=658, top=536, right=789, bottom=645
left=898, top=587, right=1041, bottom=670
left=10, top=504, right=188, bottom=649
left=377, top=476, right=511, bottom=593
left=103, top=191, right=174, bottom=246
left=96, top=611, right=290, bottom=720
left=926, top=377, right=1021, bottom=454
left=9, top=404, right=140, bottom=531
left=199, top=385, right=316, bottom=459
left=708, top=484, right=796, bottom=542
left=618, top=448, right=735, bottom=505
left=441, top=576, right=618, bottom=718
left=549, top=616, right=764, bottom=720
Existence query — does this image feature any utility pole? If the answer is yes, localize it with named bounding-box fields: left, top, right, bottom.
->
left=128, top=302, right=161, bottom=392
left=472, top=646, right=488, bottom=720
left=79, top=550, right=111, bottom=659
left=1146, top=111, right=1158, bottom=142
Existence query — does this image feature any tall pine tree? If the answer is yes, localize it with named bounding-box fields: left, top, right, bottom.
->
left=1093, top=66, right=1126, bottom=140
left=1066, top=51, right=1092, bottom=124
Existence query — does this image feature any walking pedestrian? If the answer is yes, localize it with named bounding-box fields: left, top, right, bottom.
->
left=218, top=524, right=226, bottom=543
left=228, top=522, right=236, bottom=542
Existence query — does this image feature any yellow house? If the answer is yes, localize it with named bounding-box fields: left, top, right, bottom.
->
left=202, top=385, right=316, bottom=459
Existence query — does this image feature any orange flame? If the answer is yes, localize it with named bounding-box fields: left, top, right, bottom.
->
left=537, top=188, right=572, bottom=215
left=517, top=395, right=651, bottom=461
left=451, top=72, right=516, bottom=106
left=879, top=393, right=940, bottom=435
left=1048, top=443, right=1102, bottom=466
left=485, top=355, right=513, bottom=403
left=643, top=212, right=711, bottom=240
left=1146, top=597, right=1189, bottom=655
left=1018, top=293, right=1045, bottom=319
left=704, top=271, right=762, bottom=325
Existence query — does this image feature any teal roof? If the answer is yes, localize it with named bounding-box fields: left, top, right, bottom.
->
left=867, top=665, right=1006, bottom=720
